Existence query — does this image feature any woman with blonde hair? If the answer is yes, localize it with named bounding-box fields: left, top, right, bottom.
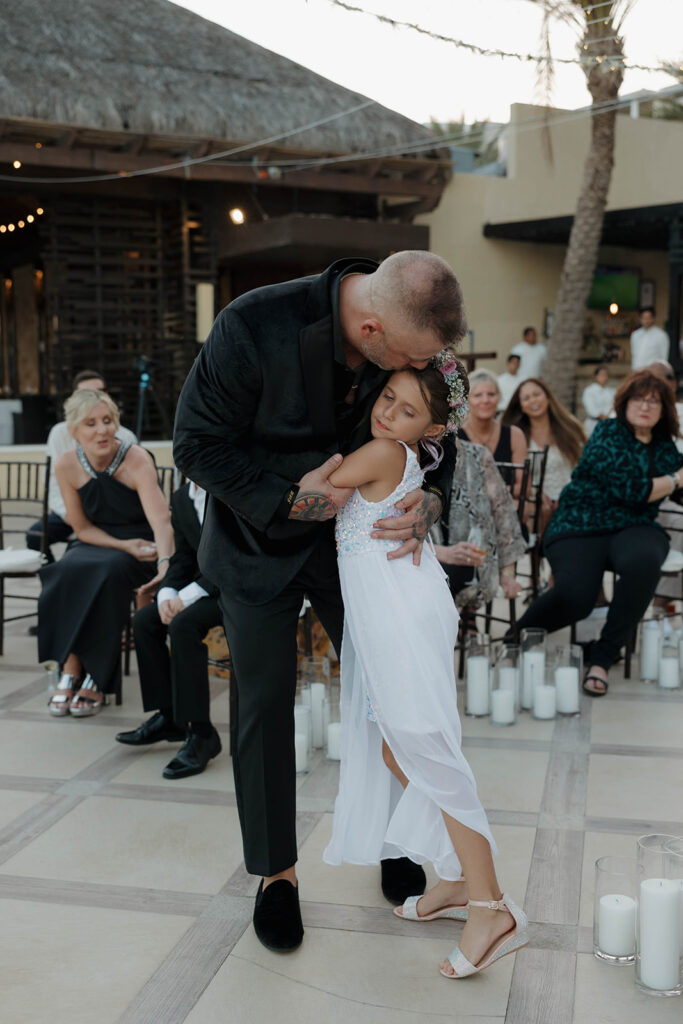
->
left=40, top=389, right=173, bottom=716
left=459, top=369, right=527, bottom=491
left=502, top=378, right=585, bottom=529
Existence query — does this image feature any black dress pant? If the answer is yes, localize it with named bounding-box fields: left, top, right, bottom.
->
left=133, top=597, right=223, bottom=724
left=26, top=511, right=73, bottom=564
left=219, top=535, right=344, bottom=877
left=516, top=525, right=669, bottom=669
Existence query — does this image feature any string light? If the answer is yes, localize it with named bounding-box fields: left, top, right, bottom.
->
left=327, top=1, right=660, bottom=72
left=0, top=206, right=45, bottom=235
left=12, top=160, right=21, bottom=169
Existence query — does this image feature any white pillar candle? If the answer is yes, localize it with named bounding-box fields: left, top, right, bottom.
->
left=309, top=682, right=326, bottom=747
left=466, top=656, right=490, bottom=716
left=555, top=666, right=580, bottom=713
left=490, top=688, right=515, bottom=726
left=326, top=721, right=341, bottom=760
left=598, top=894, right=636, bottom=956
left=658, top=656, right=680, bottom=690
left=294, top=732, right=309, bottom=773
left=294, top=705, right=311, bottom=745
left=641, top=623, right=660, bottom=680
left=639, top=878, right=681, bottom=991
left=533, top=684, right=556, bottom=720
left=498, top=666, right=519, bottom=700
left=522, top=651, right=545, bottom=709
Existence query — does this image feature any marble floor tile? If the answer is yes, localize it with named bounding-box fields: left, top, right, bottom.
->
left=111, top=732, right=234, bottom=792
left=0, top=788, right=48, bottom=830
left=0, top=718, right=127, bottom=778
left=0, top=898, right=192, bottom=1024
left=2, top=795, right=243, bottom=894
left=591, top=698, right=683, bottom=749
left=586, top=753, right=683, bottom=821
left=464, top=748, right=549, bottom=814
left=573, top=952, right=683, bottom=1023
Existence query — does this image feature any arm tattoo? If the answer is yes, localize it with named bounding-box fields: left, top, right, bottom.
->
left=290, top=490, right=338, bottom=521
left=410, top=492, right=441, bottom=541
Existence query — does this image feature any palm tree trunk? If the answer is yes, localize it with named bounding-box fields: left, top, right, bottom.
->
left=544, top=4, right=625, bottom=405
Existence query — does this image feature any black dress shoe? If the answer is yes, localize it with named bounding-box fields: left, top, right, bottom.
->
left=381, top=857, right=427, bottom=905
left=253, top=879, right=304, bottom=952
left=116, top=712, right=186, bottom=746
left=162, top=727, right=222, bottom=779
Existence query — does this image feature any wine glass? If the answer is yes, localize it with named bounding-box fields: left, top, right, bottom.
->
left=466, top=524, right=487, bottom=585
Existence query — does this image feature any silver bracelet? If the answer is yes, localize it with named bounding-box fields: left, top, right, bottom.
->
left=156, top=555, right=171, bottom=568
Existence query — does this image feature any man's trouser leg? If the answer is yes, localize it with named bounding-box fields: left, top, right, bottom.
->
left=219, top=538, right=344, bottom=877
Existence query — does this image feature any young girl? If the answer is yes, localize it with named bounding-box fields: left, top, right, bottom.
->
left=323, top=354, right=528, bottom=979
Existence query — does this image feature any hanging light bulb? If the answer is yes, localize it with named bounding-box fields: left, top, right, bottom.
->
left=0, top=226, right=6, bottom=233
left=36, top=207, right=44, bottom=215
left=8, top=224, right=15, bottom=231
left=12, top=159, right=22, bottom=169
left=27, top=214, right=34, bottom=223
left=17, top=220, right=25, bottom=228
left=229, top=207, right=245, bottom=225
left=609, top=302, right=619, bottom=315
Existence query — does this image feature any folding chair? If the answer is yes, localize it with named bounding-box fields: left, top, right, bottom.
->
left=0, top=459, right=51, bottom=655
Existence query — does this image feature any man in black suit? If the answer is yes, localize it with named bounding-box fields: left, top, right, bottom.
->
left=115, top=481, right=223, bottom=779
left=173, top=251, right=467, bottom=952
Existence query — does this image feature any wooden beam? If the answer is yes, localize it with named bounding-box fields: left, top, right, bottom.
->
left=57, top=129, right=80, bottom=149
left=0, top=141, right=445, bottom=201
left=122, top=135, right=148, bottom=155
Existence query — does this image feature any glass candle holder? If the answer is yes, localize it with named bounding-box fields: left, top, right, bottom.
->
left=323, top=681, right=341, bottom=761
left=593, top=856, right=639, bottom=964
left=553, top=644, right=582, bottom=715
left=663, top=838, right=683, bottom=967
left=465, top=634, right=491, bottom=718
left=299, top=656, right=330, bottom=748
left=636, top=833, right=683, bottom=996
left=532, top=675, right=556, bottom=720
left=640, top=619, right=661, bottom=682
left=293, top=703, right=312, bottom=776
left=520, top=627, right=547, bottom=711
left=658, top=640, right=681, bottom=691
left=44, top=661, right=59, bottom=694
left=491, top=644, right=520, bottom=726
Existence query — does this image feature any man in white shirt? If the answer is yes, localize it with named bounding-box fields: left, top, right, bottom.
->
left=630, top=307, right=670, bottom=369
left=496, top=353, right=521, bottom=411
left=581, top=365, right=616, bottom=436
left=511, top=326, right=547, bottom=381
left=26, top=369, right=136, bottom=562
left=116, top=481, right=223, bottom=780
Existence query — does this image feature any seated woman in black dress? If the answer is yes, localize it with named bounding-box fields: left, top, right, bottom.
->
left=514, top=370, right=683, bottom=697
left=458, top=370, right=527, bottom=492
left=40, top=389, right=173, bottom=717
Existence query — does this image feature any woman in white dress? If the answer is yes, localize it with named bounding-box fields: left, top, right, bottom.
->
left=323, top=355, right=528, bottom=979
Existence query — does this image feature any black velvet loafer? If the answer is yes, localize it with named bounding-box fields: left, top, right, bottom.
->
left=381, top=857, right=427, bottom=905
left=253, top=879, right=304, bottom=952
left=116, top=711, right=186, bottom=746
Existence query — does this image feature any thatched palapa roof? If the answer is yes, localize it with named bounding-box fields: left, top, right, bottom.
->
left=1, top=0, right=436, bottom=156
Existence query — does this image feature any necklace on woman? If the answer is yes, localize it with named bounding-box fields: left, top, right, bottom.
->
left=466, top=420, right=498, bottom=449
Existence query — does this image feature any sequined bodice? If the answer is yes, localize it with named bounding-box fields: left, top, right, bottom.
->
left=336, top=442, right=424, bottom=559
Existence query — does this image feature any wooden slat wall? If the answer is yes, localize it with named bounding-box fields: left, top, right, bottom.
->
left=42, top=195, right=216, bottom=438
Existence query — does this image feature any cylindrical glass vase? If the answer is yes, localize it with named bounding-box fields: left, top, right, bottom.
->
left=299, top=656, right=330, bottom=747
left=465, top=634, right=491, bottom=717
left=520, top=628, right=547, bottom=711
left=553, top=644, right=582, bottom=715
left=640, top=619, right=661, bottom=682
left=658, top=640, right=681, bottom=691
left=636, top=834, right=683, bottom=995
left=491, top=644, right=520, bottom=726
left=593, top=856, right=639, bottom=964
left=323, top=681, right=341, bottom=761
left=664, top=837, right=683, bottom=969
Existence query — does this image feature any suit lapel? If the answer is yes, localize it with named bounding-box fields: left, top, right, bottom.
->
left=299, top=315, right=338, bottom=450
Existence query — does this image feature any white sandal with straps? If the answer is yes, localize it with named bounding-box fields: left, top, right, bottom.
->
left=394, top=878, right=469, bottom=922
left=440, top=894, right=528, bottom=979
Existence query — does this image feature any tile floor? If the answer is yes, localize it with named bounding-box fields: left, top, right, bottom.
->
left=0, top=585, right=682, bottom=1024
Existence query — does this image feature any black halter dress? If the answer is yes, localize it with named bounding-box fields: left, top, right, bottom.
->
left=38, top=442, right=156, bottom=693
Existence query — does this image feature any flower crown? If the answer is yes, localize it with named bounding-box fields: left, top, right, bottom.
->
left=431, top=348, right=468, bottom=433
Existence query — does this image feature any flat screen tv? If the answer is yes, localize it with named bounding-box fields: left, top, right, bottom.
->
left=587, top=267, right=640, bottom=310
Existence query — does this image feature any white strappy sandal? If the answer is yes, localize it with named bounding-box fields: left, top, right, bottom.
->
left=440, top=894, right=528, bottom=979
left=394, top=878, right=469, bottom=922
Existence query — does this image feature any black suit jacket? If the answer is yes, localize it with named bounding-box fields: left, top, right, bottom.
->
left=163, top=484, right=218, bottom=598
left=173, top=258, right=454, bottom=604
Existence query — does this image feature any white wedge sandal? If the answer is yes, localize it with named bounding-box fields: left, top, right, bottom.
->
left=439, top=894, right=528, bottom=979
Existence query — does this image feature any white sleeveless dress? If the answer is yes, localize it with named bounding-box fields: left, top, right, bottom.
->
left=323, top=442, right=496, bottom=880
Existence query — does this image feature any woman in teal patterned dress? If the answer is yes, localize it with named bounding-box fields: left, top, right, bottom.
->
left=515, top=370, right=683, bottom=696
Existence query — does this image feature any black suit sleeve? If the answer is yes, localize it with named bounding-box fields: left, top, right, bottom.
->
left=173, top=308, right=294, bottom=533
left=163, top=498, right=200, bottom=593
